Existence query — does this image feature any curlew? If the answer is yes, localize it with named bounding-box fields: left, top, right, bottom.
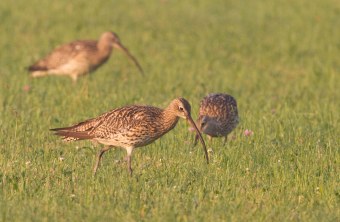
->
left=51, top=98, right=209, bottom=176
left=194, top=93, right=239, bottom=145
left=28, top=32, right=143, bottom=82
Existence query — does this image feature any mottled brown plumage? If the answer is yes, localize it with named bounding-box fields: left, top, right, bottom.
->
left=28, top=32, right=143, bottom=82
left=194, top=93, right=239, bottom=145
left=51, top=98, right=209, bottom=175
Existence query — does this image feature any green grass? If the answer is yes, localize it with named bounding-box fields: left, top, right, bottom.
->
left=0, top=0, right=339, bottom=221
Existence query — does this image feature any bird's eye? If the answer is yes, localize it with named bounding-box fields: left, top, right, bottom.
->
left=179, top=106, right=184, bottom=111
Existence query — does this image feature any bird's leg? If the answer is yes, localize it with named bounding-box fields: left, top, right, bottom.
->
left=127, top=155, right=133, bottom=176
left=207, top=135, right=212, bottom=141
left=126, top=147, right=133, bottom=176
left=70, top=74, right=78, bottom=83
left=193, top=134, right=199, bottom=147
left=223, top=135, right=228, bottom=145
left=90, top=140, right=99, bottom=147
left=93, top=146, right=111, bottom=176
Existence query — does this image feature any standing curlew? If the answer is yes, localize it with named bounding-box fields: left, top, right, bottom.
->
left=51, top=98, right=209, bottom=176
left=28, top=32, right=143, bottom=82
left=194, top=93, right=239, bottom=145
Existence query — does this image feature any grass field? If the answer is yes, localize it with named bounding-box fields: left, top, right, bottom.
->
left=0, top=0, right=339, bottom=221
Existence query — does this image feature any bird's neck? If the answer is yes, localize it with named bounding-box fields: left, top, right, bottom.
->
left=97, top=42, right=113, bottom=60
left=161, top=108, right=180, bottom=133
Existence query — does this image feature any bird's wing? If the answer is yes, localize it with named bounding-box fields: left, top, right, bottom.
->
left=89, top=105, right=162, bottom=139
left=28, top=40, right=97, bottom=71
left=51, top=105, right=163, bottom=142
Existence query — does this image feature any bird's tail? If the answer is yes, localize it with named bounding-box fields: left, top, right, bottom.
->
left=51, top=120, right=98, bottom=141
left=27, top=65, right=48, bottom=72
left=51, top=129, right=95, bottom=141
left=50, top=113, right=105, bottom=141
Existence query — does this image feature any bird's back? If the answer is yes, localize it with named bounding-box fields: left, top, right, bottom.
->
left=29, top=40, right=98, bottom=71
left=199, top=93, right=238, bottom=121
left=52, top=105, right=175, bottom=148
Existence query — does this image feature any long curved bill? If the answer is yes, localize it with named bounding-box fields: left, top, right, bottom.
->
left=114, top=42, right=144, bottom=75
left=186, top=115, right=209, bottom=164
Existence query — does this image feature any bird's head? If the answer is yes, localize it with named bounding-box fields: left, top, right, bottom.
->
left=169, top=98, right=209, bottom=163
left=100, top=32, right=144, bottom=75
left=169, top=98, right=192, bottom=120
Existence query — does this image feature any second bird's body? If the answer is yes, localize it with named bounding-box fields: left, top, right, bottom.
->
left=195, top=93, right=239, bottom=144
